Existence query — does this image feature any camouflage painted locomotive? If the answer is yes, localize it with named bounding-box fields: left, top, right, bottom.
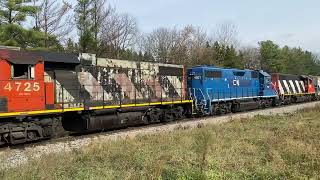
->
left=0, top=50, right=192, bottom=145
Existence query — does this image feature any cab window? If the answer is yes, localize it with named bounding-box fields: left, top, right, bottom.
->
left=233, top=71, right=245, bottom=76
left=11, top=64, right=35, bottom=79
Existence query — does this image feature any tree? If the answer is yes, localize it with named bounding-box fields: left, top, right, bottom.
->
left=0, top=0, right=37, bottom=46
left=75, top=0, right=94, bottom=53
left=141, top=27, right=179, bottom=63
left=65, top=38, right=78, bottom=53
left=91, top=0, right=112, bottom=55
left=257, top=41, right=320, bottom=75
left=178, top=26, right=208, bottom=66
left=259, top=40, right=283, bottom=73
left=224, top=45, right=242, bottom=68
left=239, top=47, right=261, bottom=69
left=33, top=0, right=72, bottom=48
left=0, top=0, right=37, bottom=25
left=214, top=22, right=239, bottom=47
left=141, top=25, right=209, bottom=65
left=212, top=41, right=226, bottom=66
left=100, top=12, right=138, bottom=58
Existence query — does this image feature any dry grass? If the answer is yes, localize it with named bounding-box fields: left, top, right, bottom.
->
left=1, top=107, right=320, bottom=179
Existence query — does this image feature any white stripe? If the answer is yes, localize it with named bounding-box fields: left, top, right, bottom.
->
left=300, top=81, right=305, bottom=91
left=289, top=80, right=296, bottom=94
left=211, top=95, right=278, bottom=102
left=167, top=76, right=182, bottom=96
left=295, top=80, right=302, bottom=93
left=55, top=80, right=75, bottom=103
left=278, top=80, right=285, bottom=95
left=283, top=80, right=291, bottom=94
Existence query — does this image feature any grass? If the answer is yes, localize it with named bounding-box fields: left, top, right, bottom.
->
left=1, top=106, right=320, bottom=179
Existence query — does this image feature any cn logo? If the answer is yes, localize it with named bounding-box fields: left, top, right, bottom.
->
left=233, top=79, right=240, bottom=86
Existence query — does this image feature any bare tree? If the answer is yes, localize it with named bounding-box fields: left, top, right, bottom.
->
left=240, top=46, right=261, bottom=69
left=141, top=27, right=179, bottom=63
left=185, top=26, right=210, bottom=65
left=213, top=21, right=239, bottom=47
left=141, top=25, right=209, bottom=64
left=100, top=12, right=138, bottom=58
left=34, top=0, right=72, bottom=47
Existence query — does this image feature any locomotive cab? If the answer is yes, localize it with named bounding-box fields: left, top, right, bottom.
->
left=0, top=50, right=46, bottom=113
left=259, top=70, right=277, bottom=97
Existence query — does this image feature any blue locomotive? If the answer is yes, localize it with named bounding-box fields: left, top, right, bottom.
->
left=188, top=66, right=278, bottom=115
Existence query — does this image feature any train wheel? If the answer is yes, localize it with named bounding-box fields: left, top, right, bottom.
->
left=264, top=100, right=271, bottom=108
left=27, top=131, right=40, bottom=141
left=231, top=103, right=240, bottom=113
left=174, top=106, right=185, bottom=120
left=143, top=108, right=162, bottom=124
left=163, top=112, right=174, bottom=122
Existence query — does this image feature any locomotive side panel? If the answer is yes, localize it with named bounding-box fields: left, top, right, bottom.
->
left=61, top=56, right=191, bottom=133
left=77, top=55, right=187, bottom=108
left=271, top=73, right=314, bottom=96
left=188, top=66, right=260, bottom=102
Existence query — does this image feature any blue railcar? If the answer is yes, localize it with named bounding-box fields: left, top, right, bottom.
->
left=188, top=66, right=277, bottom=114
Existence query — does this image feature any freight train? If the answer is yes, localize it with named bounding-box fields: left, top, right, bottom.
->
left=0, top=49, right=319, bottom=145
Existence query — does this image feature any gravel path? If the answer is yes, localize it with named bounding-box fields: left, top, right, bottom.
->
left=0, top=101, right=319, bottom=170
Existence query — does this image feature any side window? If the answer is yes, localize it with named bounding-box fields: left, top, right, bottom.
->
left=233, top=71, right=245, bottom=76
left=11, top=64, right=35, bottom=79
left=205, top=71, right=222, bottom=78
left=251, top=71, right=259, bottom=78
left=265, top=77, right=271, bottom=84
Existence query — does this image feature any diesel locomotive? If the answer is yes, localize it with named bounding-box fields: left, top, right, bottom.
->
left=0, top=49, right=319, bottom=145
left=0, top=50, right=192, bottom=145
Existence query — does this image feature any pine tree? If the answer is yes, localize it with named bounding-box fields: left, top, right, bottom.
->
left=66, top=38, right=77, bottom=53
left=259, top=40, right=283, bottom=73
left=0, top=0, right=38, bottom=47
left=75, top=0, right=94, bottom=53
left=0, top=0, right=37, bottom=25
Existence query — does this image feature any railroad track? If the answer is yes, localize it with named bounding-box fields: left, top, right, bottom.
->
left=1, top=101, right=320, bottom=170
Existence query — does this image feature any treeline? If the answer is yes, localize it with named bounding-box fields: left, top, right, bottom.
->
left=259, top=41, right=320, bottom=75
left=0, top=0, right=319, bottom=75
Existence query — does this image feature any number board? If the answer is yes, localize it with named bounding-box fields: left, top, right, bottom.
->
left=2, top=81, right=42, bottom=96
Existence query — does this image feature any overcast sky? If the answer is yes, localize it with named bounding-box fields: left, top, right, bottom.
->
left=101, top=0, right=319, bottom=52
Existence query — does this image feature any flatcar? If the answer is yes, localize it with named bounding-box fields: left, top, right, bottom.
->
left=0, top=49, right=192, bottom=145
left=187, top=66, right=278, bottom=115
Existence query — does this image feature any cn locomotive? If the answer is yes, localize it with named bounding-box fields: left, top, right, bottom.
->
left=0, top=49, right=319, bottom=145
left=188, top=66, right=320, bottom=115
